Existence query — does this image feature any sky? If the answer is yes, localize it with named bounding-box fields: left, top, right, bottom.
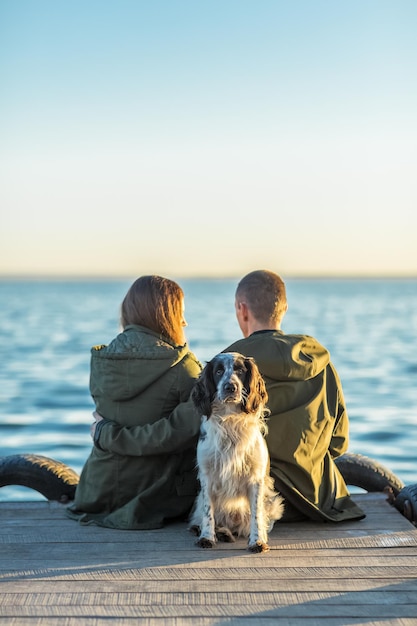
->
left=1, top=0, right=416, bottom=278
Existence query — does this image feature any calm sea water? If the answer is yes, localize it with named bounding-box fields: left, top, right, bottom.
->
left=1, top=277, right=416, bottom=501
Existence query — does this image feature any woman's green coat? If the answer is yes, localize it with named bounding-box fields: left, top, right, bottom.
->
left=66, top=325, right=202, bottom=529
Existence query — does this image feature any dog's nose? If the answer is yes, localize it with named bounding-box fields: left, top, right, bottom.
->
left=224, top=382, right=238, bottom=393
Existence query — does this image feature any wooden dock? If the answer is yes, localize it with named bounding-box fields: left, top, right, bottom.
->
left=1, top=492, right=417, bottom=625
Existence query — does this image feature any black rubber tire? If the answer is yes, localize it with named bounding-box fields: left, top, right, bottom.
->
left=335, top=452, right=404, bottom=496
left=393, top=484, right=417, bottom=525
left=0, top=454, right=79, bottom=502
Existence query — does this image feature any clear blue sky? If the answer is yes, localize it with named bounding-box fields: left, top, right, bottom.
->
left=1, top=0, right=416, bottom=277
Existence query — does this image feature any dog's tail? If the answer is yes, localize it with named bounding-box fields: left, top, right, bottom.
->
left=264, top=475, right=285, bottom=527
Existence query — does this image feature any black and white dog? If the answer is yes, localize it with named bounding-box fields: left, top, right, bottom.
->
left=189, top=352, right=284, bottom=552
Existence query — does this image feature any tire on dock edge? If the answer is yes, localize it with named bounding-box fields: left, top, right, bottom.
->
left=393, top=483, right=417, bottom=526
left=335, top=452, right=404, bottom=496
left=0, top=454, right=79, bottom=502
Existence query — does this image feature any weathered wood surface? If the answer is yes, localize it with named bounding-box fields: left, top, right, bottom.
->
left=1, top=492, right=417, bottom=625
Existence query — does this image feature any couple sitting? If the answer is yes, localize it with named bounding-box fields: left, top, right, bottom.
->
left=66, top=270, right=365, bottom=529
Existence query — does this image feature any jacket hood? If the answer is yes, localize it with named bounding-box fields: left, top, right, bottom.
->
left=90, top=325, right=190, bottom=401
left=227, top=330, right=330, bottom=382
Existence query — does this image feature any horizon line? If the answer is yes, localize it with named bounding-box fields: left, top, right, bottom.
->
left=0, top=273, right=416, bottom=281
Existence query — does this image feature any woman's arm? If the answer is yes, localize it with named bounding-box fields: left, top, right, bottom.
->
left=93, top=398, right=201, bottom=456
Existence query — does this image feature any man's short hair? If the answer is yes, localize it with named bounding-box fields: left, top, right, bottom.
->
left=236, top=270, right=287, bottom=324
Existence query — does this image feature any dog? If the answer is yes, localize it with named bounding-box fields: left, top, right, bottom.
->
left=189, top=352, right=284, bottom=552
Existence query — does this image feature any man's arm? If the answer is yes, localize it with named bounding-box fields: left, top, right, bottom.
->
left=328, top=363, right=350, bottom=458
left=94, top=398, right=201, bottom=456
left=329, top=405, right=349, bottom=458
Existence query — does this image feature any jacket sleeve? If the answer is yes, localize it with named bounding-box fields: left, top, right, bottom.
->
left=96, top=397, right=201, bottom=456
left=327, top=363, right=350, bottom=458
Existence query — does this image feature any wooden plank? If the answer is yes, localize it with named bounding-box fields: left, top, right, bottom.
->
left=0, top=615, right=416, bottom=626
left=0, top=585, right=417, bottom=613
left=1, top=525, right=415, bottom=546
left=2, top=566, right=417, bottom=583
left=1, top=602, right=417, bottom=619
left=2, top=536, right=417, bottom=563
left=1, top=578, right=417, bottom=593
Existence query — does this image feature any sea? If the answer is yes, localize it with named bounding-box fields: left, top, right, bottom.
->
left=1, top=277, right=416, bottom=501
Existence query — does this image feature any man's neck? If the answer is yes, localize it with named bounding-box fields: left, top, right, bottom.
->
left=245, top=320, right=280, bottom=337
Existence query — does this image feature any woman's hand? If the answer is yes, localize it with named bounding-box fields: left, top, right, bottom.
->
left=90, top=411, right=104, bottom=440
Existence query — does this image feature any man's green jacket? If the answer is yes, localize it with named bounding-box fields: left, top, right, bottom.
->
left=226, top=330, right=365, bottom=522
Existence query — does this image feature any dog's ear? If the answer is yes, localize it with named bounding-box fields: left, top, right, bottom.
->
left=243, top=357, right=268, bottom=414
left=191, top=361, right=216, bottom=418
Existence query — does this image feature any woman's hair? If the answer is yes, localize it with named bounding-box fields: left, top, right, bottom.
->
left=120, top=275, right=185, bottom=346
left=236, top=270, right=287, bottom=325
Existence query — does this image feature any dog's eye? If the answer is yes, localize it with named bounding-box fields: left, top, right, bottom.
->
left=215, top=368, right=224, bottom=377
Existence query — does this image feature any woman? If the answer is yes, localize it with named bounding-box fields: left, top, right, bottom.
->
left=66, top=275, right=202, bottom=529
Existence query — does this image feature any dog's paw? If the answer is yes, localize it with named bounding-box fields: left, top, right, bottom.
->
left=248, top=541, right=270, bottom=553
left=215, top=527, right=236, bottom=543
left=196, top=537, right=215, bottom=549
left=189, top=525, right=200, bottom=536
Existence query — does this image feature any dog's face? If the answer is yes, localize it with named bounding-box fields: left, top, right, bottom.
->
left=192, top=352, right=268, bottom=417
left=212, top=352, right=248, bottom=404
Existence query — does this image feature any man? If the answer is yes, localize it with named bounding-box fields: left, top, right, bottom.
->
left=92, top=270, right=365, bottom=523
left=224, top=270, right=365, bottom=522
